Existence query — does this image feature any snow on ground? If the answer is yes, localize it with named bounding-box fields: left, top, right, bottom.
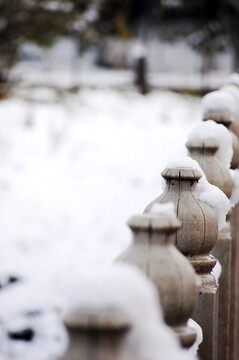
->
left=0, top=66, right=202, bottom=359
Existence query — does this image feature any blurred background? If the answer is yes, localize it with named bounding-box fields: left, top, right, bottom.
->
left=0, top=1, right=238, bottom=359
left=1, top=0, right=239, bottom=96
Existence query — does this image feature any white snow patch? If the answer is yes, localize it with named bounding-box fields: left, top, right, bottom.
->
left=148, top=202, right=176, bottom=216
left=0, top=281, right=67, bottom=360
left=130, top=41, right=147, bottom=60
left=226, top=72, right=239, bottom=88
left=188, top=319, right=203, bottom=356
left=165, top=157, right=229, bottom=230
left=229, top=169, right=239, bottom=208
left=187, top=119, right=233, bottom=168
left=62, top=263, right=196, bottom=360
left=212, top=260, right=222, bottom=285
left=220, top=85, right=239, bottom=106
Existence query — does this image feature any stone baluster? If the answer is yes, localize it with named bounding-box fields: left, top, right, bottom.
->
left=186, top=138, right=233, bottom=197
left=203, top=110, right=239, bottom=170
left=187, top=138, right=233, bottom=360
left=59, top=307, right=131, bottom=360
left=144, top=167, right=219, bottom=360
left=117, top=210, right=198, bottom=349
left=202, top=90, right=239, bottom=140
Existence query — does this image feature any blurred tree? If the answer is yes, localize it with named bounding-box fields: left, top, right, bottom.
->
left=0, top=0, right=99, bottom=97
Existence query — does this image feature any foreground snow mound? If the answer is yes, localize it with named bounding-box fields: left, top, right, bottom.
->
left=62, top=263, right=196, bottom=360
left=166, top=157, right=229, bottom=230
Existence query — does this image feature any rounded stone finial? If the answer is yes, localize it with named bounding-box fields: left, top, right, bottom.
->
left=61, top=307, right=131, bottom=360
left=144, top=165, right=219, bottom=360
left=186, top=138, right=219, bottom=153
left=63, top=307, right=131, bottom=330
left=145, top=166, right=218, bottom=266
left=118, top=210, right=198, bottom=348
left=161, top=167, right=202, bottom=181
left=127, top=212, right=180, bottom=233
left=186, top=139, right=233, bottom=198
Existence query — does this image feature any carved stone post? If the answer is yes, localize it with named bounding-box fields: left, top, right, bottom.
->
left=117, top=210, right=198, bottom=349
left=202, top=115, right=239, bottom=170
left=59, top=307, right=131, bottom=360
left=145, top=167, right=219, bottom=360
left=187, top=138, right=233, bottom=360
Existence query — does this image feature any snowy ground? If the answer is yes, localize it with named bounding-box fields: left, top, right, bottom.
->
left=0, top=63, right=203, bottom=359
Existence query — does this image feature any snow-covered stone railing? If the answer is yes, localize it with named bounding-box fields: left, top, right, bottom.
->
left=201, top=74, right=239, bottom=360
left=58, top=72, right=239, bottom=360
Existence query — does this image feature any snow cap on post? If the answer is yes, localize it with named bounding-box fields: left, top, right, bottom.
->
left=187, top=120, right=239, bottom=207
left=202, top=90, right=237, bottom=125
left=187, top=120, right=233, bottom=168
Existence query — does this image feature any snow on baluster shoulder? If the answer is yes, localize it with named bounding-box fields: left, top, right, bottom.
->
left=165, top=157, right=229, bottom=231
left=202, top=90, right=237, bottom=123
left=229, top=169, right=239, bottom=208
left=220, top=85, right=239, bottom=109
left=226, top=72, right=239, bottom=88
left=148, top=201, right=176, bottom=216
left=201, top=88, right=239, bottom=139
left=60, top=263, right=196, bottom=360
left=188, top=120, right=233, bottom=168
left=187, top=120, right=239, bottom=207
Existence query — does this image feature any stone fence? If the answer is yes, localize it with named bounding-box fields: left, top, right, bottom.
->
left=58, top=73, right=239, bottom=360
